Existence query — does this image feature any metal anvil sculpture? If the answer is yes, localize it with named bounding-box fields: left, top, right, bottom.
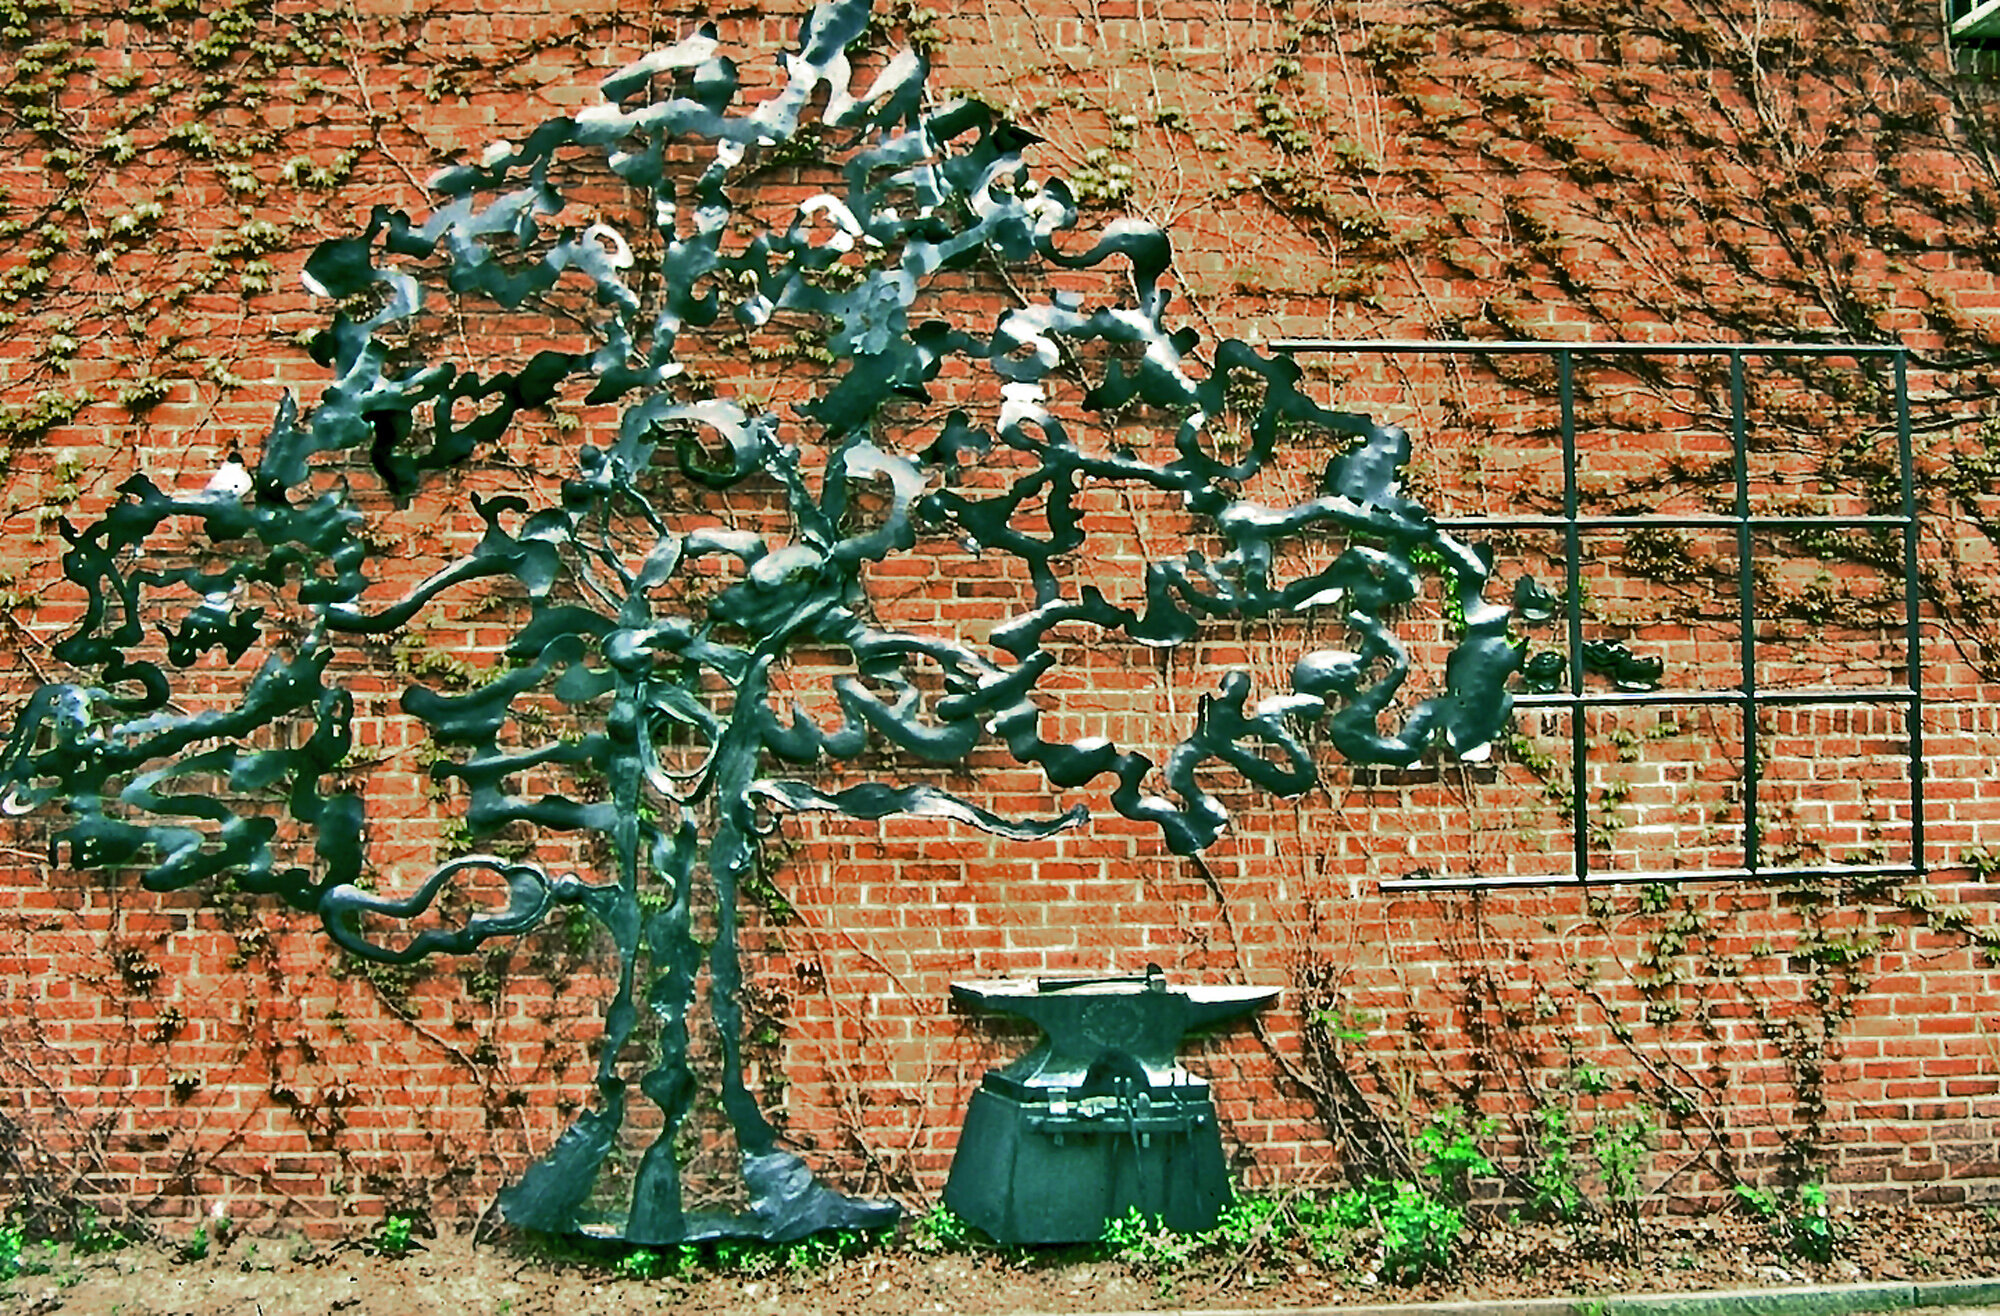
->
left=0, top=0, right=1533, bottom=1242
left=944, top=968, right=1278, bottom=1243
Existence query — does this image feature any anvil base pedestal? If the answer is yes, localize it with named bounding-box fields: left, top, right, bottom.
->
left=942, top=1075, right=1231, bottom=1245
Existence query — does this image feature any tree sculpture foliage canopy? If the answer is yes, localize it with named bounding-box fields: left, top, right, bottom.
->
left=0, top=0, right=1522, bottom=1241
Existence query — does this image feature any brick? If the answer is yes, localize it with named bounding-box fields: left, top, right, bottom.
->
left=0, top=0, right=1995, bottom=1234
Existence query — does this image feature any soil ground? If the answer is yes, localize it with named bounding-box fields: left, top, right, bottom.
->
left=4, top=1203, right=1998, bottom=1316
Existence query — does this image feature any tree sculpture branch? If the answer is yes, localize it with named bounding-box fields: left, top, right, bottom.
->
left=0, top=0, right=1521, bottom=1241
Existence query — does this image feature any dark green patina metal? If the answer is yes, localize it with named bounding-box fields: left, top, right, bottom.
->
left=944, top=968, right=1277, bottom=1243
left=1, top=0, right=1532, bottom=1241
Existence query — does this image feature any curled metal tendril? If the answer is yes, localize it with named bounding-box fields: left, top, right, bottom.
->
left=2, top=0, right=1526, bottom=1241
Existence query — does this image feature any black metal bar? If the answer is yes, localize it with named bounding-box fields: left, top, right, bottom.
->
left=1290, top=337, right=1921, bottom=889
left=1898, top=352, right=1927, bottom=874
left=1440, top=514, right=1910, bottom=532
left=1512, top=686, right=1920, bottom=711
left=1559, top=348, right=1588, bottom=884
left=1732, top=354, right=1759, bottom=874
left=1381, top=860, right=1924, bottom=893
left=1271, top=339, right=1911, bottom=357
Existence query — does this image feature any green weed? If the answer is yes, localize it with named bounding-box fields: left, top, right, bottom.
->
left=1417, top=1105, right=1496, bottom=1200
left=1331, top=1179, right=1467, bottom=1284
left=615, top=1244, right=699, bottom=1281
left=1102, top=1208, right=1205, bottom=1294
left=372, top=1213, right=417, bottom=1257
left=1592, top=1109, right=1656, bottom=1256
left=911, top=1204, right=974, bottom=1253
left=69, top=1206, right=128, bottom=1258
left=705, top=1228, right=877, bottom=1277
left=1212, top=1193, right=1282, bottom=1252
left=1527, top=1104, right=1587, bottom=1224
left=0, top=1209, right=127, bottom=1289
left=0, top=1216, right=22, bottom=1281
left=178, top=1224, right=211, bottom=1263
left=1735, top=1181, right=1837, bottom=1263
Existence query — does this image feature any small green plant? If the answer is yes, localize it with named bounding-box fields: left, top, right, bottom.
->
left=0, top=1211, right=118, bottom=1289
left=1212, top=1193, right=1282, bottom=1253
left=711, top=1238, right=780, bottom=1277
left=1789, top=1183, right=1836, bottom=1262
left=69, top=1206, right=128, bottom=1258
left=779, top=1228, right=875, bottom=1271
left=716, top=1240, right=760, bottom=1274
left=0, top=1216, right=22, bottom=1281
left=1734, top=1181, right=1837, bottom=1263
left=1416, top=1106, right=1496, bottom=1201
left=1331, top=1179, right=1466, bottom=1284
left=615, top=1244, right=699, bottom=1280
left=911, top=1203, right=974, bottom=1253
left=1289, top=1196, right=1355, bottom=1269
left=179, top=1224, right=211, bottom=1263
left=1527, top=1104, right=1587, bottom=1224
left=1101, top=1208, right=1204, bottom=1293
left=185, top=1209, right=235, bottom=1261
left=372, top=1213, right=417, bottom=1257
left=1592, top=1109, right=1656, bottom=1256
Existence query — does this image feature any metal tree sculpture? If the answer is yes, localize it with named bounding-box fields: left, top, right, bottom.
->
left=0, top=0, right=1521, bottom=1241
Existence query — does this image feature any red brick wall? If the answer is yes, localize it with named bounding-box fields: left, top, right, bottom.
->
left=4, top=0, right=2000, bottom=1234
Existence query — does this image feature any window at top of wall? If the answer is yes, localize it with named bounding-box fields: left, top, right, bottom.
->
left=1949, top=0, right=2000, bottom=75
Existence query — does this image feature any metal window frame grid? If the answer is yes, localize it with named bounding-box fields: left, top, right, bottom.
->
left=1270, top=339, right=1925, bottom=894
